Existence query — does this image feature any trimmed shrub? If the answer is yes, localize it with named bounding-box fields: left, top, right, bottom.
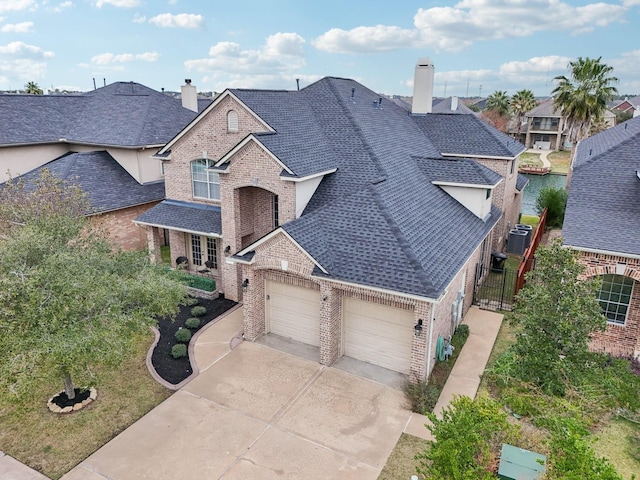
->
left=174, top=327, right=192, bottom=343
left=171, top=344, right=187, bottom=359
left=536, top=187, right=567, bottom=229
left=182, top=297, right=199, bottom=307
left=190, top=306, right=206, bottom=317
left=186, top=275, right=216, bottom=292
left=185, top=317, right=201, bottom=329
left=403, top=380, right=441, bottom=415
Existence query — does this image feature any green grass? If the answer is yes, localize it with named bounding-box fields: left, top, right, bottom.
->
left=0, top=332, right=172, bottom=479
left=519, top=214, right=540, bottom=230
left=592, top=417, right=640, bottom=480
left=378, top=433, right=429, bottom=480
left=548, top=150, right=571, bottom=174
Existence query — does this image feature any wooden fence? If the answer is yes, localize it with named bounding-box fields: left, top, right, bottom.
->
left=515, top=207, right=547, bottom=294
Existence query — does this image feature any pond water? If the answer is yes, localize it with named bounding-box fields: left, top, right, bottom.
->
left=521, top=173, right=567, bottom=216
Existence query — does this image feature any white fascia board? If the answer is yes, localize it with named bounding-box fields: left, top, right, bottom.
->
left=281, top=168, right=337, bottom=182
left=157, top=90, right=274, bottom=155
left=234, top=227, right=328, bottom=274
left=440, top=152, right=517, bottom=161
left=132, top=220, right=221, bottom=238
left=215, top=135, right=294, bottom=175
left=431, top=180, right=497, bottom=189
left=564, top=244, right=640, bottom=261
left=314, top=275, right=441, bottom=304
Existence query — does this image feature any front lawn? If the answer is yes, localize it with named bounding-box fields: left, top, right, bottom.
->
left=0, top=331, right=172, bottom=479
left=518, top=152, right=543, bottom=167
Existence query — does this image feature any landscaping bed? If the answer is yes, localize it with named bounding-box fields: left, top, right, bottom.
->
left=150, top=295, right=236, bottom=385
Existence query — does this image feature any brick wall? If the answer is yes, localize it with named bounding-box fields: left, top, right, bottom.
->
left=90, top=202, right=160, bottom=251
left=578, top=252, right=640, bottom=358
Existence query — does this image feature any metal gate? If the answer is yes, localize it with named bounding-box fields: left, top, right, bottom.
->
left=473, top=263, right=517, bottom=311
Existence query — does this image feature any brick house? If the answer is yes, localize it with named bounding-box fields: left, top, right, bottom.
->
left=0, top=81, right=208, bottom=250
left=563, top=115, right=640, bottom=359
left=136, top=59, right=527, bottom=381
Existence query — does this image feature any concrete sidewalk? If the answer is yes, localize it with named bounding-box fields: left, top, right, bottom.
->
left=403, top=306, right=504, bottom=440
left=526, top=148, right=552, bottom=168
left=0, top=450, right=49, bottom=480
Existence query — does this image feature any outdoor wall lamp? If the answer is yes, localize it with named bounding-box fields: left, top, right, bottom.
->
left=242, top=278, right=249, bottom=292
left=414, top=319, right=423, bottom=336
left=224, top=245, right=231, bottom=254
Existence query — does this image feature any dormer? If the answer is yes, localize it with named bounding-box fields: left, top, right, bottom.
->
left=432, top=180, right=496, bottom=220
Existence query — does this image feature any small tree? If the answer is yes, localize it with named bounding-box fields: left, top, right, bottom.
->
left=0, top=172, right=188, bottom=400
left=536, top=186, right=568, bottom=229
left=416, top=396, right=519, bottom=479
left=510, top=240, right=606, bottom=395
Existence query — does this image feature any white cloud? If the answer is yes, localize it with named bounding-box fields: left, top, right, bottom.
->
left=132, top=13, right=146, bottom=23
left=0, top=17, right=5, bottom=23
left=622, top=0, right=640, bottom=5
left=52, top=1, right=73, bottom=13
left=185, top=32, right=306, bottom=77
left=1, top=21, right=35, bottom=33
left=148, top=13, right=204, bottom=29
left=89, top=51, right=159, bottom=65
left=0, top=0, right=35, bottom=14
left=313, top=25, right=419, bottom=53
left=0, top=41, right=54, bottom=84
left=314, top=1, right=629, bottom=54
left=94, top=0, right=140, bottom=8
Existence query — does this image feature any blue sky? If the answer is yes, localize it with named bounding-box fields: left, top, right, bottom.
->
left=1, top=0, right=638, bottom=97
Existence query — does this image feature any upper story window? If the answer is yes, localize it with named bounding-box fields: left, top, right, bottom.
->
left=597, top=274, right=634, bottom=326
left=227, top=110, right=239, bottom=132
left=191, top=159, right=220, bottom=200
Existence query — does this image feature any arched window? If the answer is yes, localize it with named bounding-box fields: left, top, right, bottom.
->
left=191, top=159, right=220, bottom=200
left=227, top=110, right=238, bottom=132
left=597, top=274, right=634, bottom=325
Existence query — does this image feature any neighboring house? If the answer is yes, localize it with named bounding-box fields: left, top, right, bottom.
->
left=520, top=98, right=616, bottom=150
left=609, top=96, right=640, bottom=115
left=386, top=94, right=477, bottom=115
left=563, top=115, right=640, bottom=359
left=135, top=59, right=527, bottom=381
left=0, top=80, right=209, bottom=249
left=521, top=98, right=568, bottom=150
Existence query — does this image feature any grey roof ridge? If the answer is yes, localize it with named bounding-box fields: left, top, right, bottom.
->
left=162, top=198, right=221, bottom=211
left=367, top=182, right=437, bottom=297
left=575, top=133, right=640, bottom=171
left=55, top=151, right=77, bottom=178
left=325, top=79, right=386, bottom=178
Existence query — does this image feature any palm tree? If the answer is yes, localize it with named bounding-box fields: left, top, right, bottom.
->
left=23, top=81, right=43, bottom=95
left=510, top=89, right=537, bottom=136
left=552, top=57, right=618, bottom=145
left=485, top=90, right=510, bottom=116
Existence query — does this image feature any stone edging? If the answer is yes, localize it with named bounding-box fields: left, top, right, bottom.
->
left=47, top=387, right=97, bottom=414
left=146, top=303, right=244, bottom=390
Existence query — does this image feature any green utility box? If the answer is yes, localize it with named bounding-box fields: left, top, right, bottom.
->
left=498, top=443, right=546, bottom=480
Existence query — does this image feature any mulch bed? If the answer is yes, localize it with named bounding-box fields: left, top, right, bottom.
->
left=50, top=388, right=91, bottom=408
left=151, top=295, right=236, bottom=385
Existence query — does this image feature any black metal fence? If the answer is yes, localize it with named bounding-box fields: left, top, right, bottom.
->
left=473, top=263, right=518, bottom=311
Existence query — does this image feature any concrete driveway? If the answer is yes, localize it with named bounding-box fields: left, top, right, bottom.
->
left=61, top=313, right=412, bottom=479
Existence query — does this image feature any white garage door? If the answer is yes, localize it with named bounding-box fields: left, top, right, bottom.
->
left=343, top=298, right=413, bottom=374
left=266, top=280, right=321, bottom=347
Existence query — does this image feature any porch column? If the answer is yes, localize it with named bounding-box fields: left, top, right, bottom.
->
left=410, top=301, right=432, bottom=383
left=319, top=282, right=341, bottom=366
left=147, top=227, right=162, bottom=264
left=241, top=265, right=264, bottom=341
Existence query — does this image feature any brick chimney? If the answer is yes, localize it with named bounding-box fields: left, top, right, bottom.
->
left=180, top=79, right=198, bottom=112
left=412, top=58, right=434, bottom=115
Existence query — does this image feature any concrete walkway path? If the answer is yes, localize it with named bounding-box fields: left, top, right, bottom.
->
left=403, top=306, right=504, bottom=440
left=0, top=451, right=49, bottom=480
left=526, top=148, right=552, bottom=168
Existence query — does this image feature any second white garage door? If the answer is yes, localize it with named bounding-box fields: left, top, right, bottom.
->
left=266, top=280, right=321, bottom=347
left=343, top=298, right=413, bottom=374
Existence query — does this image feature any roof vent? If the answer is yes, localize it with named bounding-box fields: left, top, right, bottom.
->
left=351, top=87, right=356, bottom=102
left=371, top=176, right=387, bottom=185
left=185, top=79, right=192, bottom=85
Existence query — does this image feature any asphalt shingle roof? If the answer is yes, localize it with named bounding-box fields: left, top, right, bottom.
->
left=516, top=173, right=529, bottom=192
left=412, top=113, right=526, bottom=158
left=12, top=151, right=165, bottom=214
left=0, top=82, right=209, bottom=147
left=234, top=77, right=503, bottom=299
left=416, top=157, right=503, bottom=186
left=135, top=199, right=222, bottom=236
left=563, top=116, right=640, bottom=256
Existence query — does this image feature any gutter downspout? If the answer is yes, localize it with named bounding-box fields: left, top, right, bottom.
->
left=425, top=307, right=436, bottom=380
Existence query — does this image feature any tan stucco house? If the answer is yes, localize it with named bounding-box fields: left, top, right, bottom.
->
left=136, top=59, right=528, bottom=381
